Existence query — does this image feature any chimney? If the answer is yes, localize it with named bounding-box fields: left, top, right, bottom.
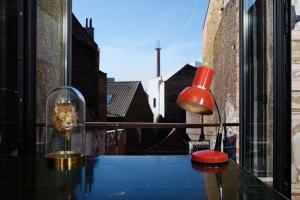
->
left=85, top=18, right=94, bottom=39
left=155, top=40, right=161, bottom=77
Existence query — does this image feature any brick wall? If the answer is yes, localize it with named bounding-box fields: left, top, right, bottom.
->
left=201, top=0, right=239, bottom=153
left=36, top=0, right=66, bottom=124
left=35, top=0, right=67, bottom=154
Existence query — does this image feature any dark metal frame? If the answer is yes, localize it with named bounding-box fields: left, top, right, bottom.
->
left=17, top=0, right=25, bottom=154
left=16, top=0, right=72, bottom=154
left=273, top=0, right=291, bottom=197
left=66, top=0, right=72, bottom=85
left=240, top=0, right=291, bottom=197
left=17, top=0, right=36, bottom=155
left=239, top=0, right=245, bottom=167
left=23, top=0, right=36, bottom=154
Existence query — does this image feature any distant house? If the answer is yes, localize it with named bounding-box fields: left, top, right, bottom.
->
left=107, top=81, right=154, bottom=154
left=71, top=15, right=107, bottom=155
left=148, top=64, right=197, bottom=123
left=72, top=15, right=107, bottom=122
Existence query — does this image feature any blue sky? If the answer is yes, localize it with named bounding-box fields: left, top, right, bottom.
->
left=73, top=0, right=209, bottom=87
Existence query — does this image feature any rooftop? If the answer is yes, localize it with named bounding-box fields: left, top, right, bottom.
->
left=107, top=81, right=141, bottom=117
left=148, top=64, right=196, bottom=84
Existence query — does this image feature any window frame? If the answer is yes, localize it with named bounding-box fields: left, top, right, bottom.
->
left=239, top=0, right=291, bottom=197
left=16, top=0, right=72, bottom=154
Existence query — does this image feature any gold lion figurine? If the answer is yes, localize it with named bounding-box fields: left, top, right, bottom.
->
left=52, top=104, right=78, bottom=140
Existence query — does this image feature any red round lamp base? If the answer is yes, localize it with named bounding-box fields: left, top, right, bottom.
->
left=191, top=150, right=228, bottom=165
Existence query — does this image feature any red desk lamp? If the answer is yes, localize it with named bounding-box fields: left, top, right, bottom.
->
left=177, top=66, right=228, bottom=165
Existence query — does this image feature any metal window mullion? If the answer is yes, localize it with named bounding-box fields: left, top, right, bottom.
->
left=17, top=0, right=25, bottom=154
left=64, top=0, right=72, bottom=86
left=273, top=0, right=291, bottom=197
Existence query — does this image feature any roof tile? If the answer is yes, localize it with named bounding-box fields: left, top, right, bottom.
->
left=107, top=81, right=140, bottom=117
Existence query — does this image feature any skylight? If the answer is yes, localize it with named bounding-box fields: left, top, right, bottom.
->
left=107, top=94, right=113, bottom=104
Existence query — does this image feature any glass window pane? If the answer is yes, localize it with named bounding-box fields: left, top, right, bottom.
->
left=242, top=0, right=273, bottom=184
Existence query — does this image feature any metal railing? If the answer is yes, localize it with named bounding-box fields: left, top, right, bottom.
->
left=36, top=122, right=239, bottom=156
left=37, top=122, right=239, bottom=128
left=84, top=122, right=238, bottom=129
left=87, top=122, right=239, bottom=155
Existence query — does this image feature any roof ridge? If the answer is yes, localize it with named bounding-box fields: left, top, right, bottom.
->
left=108, top=80, right=140, bottom=83
left=150, top=64, right=196, bottom=82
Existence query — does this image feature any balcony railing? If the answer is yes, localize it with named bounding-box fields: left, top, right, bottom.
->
left=36, top=122, right=239, bottom=157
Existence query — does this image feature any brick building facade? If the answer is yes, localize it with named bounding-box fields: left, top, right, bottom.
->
left=72, top=15, right=107, bottom=122
left=107, top=81, right=154, bottom=154
left=148, top=64, right=196, bottom=123
left=71, top=15, right=107, bottom=155
left=201, top=0, right=239, bottom=154
left=36, top=0, right=67, bottom=125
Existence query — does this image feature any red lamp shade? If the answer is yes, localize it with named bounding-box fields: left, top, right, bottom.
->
left=176, top=66, right=228, bottom=165
left=176, top=66, right=215, bottom=115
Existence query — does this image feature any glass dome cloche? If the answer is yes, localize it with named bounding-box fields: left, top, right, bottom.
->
left=45, top=86, right=86, bottom=169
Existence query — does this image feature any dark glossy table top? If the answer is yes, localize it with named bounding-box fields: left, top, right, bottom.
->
left=0, top=156, right=287, bottom=200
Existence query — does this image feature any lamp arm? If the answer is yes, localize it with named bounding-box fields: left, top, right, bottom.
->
left=210, top=90, right=223, bottom=151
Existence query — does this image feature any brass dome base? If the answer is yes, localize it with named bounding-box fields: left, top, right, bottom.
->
left=45, top=150, right=85, bottom=171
